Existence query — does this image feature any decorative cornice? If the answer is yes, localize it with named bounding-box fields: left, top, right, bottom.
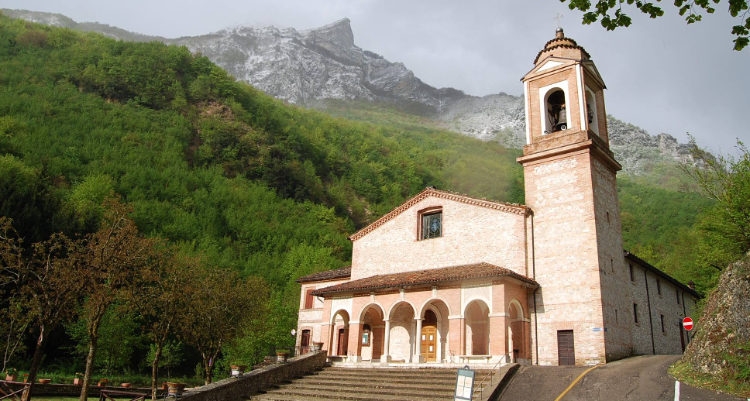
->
left=311, top=262, right=539, bottom=297
left=348, top=187, right=530, bottom=241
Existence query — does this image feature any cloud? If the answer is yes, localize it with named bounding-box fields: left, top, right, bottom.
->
left=3, top=0, right=748, bottom=154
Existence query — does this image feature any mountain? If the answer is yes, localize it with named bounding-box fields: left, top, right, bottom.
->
left=1, top=9, right=697, bottom=174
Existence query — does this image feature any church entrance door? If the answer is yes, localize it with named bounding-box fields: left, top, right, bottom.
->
left=420, top=326, right=437, bottom=362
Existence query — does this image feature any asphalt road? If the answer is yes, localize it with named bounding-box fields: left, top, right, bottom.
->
left=498, top=355, right=745, bottom=401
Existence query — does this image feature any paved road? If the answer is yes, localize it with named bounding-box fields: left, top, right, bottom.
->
left=498, top=355, right=745, bottom=401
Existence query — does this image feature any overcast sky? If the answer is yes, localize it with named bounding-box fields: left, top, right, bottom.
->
left=2, top=0, right=748, bottom=155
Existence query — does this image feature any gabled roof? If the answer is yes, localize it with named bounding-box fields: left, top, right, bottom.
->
left=311, top=262, right=539, bottom=297
left=624, top=251, right=701, bottom=298
left=349, top=187, right=529, bottom=241
left=297, top=266, right=352, bottom=283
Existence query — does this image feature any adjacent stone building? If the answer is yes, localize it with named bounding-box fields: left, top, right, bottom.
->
left=295, top=29, right=699, bottom=366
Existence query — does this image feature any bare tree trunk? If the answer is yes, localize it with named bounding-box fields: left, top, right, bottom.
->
left=20, top=324, right=45, bottom=401
left=150, top=343, right=162, bottom=401
left=79, top=336, right=98, bottom=401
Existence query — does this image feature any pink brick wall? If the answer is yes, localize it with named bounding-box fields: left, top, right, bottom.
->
left=351, top=196, right=528, bottom=280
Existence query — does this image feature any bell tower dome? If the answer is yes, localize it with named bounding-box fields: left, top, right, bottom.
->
left=518, top=29, right=631, bottom=365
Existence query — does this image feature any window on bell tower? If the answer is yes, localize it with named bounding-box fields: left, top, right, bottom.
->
left=585, top=88, right=599, bottom=135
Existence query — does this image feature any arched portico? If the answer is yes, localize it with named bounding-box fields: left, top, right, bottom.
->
left=387, top=302, right=416, bottom=363
left=330, top=310, right=350, bottom=357
left=418, top=299, right=450, bottom=363
left=508, top=299, right=527, bottom=362
left=358, top=304, right=385, bottom=361
left=465, top=300, right=490, bottom=355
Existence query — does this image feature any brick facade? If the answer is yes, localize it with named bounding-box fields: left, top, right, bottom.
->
left=295, top=29, right=698, bottom=366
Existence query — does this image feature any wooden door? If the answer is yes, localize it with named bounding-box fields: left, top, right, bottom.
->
left=337, top=328, right=348, bottom=356
left=300, top=330, right=310, bottom=354
left=421, top=326, right=437, bottom=362
left=557, top=330, right=575, bottom=365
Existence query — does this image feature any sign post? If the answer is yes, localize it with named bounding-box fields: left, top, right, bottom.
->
left=454, top=366, right=475, bottom=401
left=682, top=317, right=694, bottom=331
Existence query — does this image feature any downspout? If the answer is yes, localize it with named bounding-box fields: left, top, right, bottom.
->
left=533, top=288, right=539, bottom=366
left=644, top=270, right=655, bottom=355
left=528, top=211, right=539, bottom=365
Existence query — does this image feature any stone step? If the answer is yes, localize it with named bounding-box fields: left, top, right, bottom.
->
left=247, top=366, right=496, bottom=401
left=249, top=385, right=452, bottom=401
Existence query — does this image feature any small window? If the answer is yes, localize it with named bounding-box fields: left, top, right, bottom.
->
left=656, top=279, right=662, bottom=295
left=361, top=324, right=371, bottom=346
left=676, top=289, right=681, bottom=305
left=660, top=314, right=665, bottom=333
left=629, top=264, right=635, bottom=282
left=420, top=210, right=442, bottom=240
left=304, top=289, right=314, bottom=309
left=633, top=303, right=639, bottom=324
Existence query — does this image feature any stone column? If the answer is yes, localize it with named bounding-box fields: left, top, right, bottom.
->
left=348, top=322, right=363, bottom=363
left=382, top=319, right=391, bottom=364
left=414, top=317, right=423, bottom=363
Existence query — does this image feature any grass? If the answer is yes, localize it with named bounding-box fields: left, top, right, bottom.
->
left=670, top=359, right=750, bottom=398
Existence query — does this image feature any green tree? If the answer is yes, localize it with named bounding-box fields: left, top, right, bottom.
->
left=563, top=0, right=750, bottom=50
left=178, top=266, right=268, bottom=384
left=683, top=140, right=750, bottom=270
left=76, top=198, right=161, bottom=401
left=0, top=217, right=84, bottom=401
left=132, top=249, right=195, bottom=400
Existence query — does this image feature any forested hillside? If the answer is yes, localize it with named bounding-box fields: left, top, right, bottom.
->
left=0, top=13, right=717, bottom=380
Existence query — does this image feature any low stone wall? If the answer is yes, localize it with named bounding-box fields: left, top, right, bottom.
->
left=0, top=381, right=155, bottom=398
left=181, top=351, right=328, bottom=401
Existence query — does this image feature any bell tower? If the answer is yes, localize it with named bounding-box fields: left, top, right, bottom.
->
left=518, top=29, right=632, bottom=365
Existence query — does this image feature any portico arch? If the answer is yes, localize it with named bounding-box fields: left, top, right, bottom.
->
left=465, top=300, right=490, bottom=355
left=419, top=299, right=450, bottom=363
left=359, top=304, right=385, bottom=361
left=330, top=309, right=350, bottom=357
left=387, top=302, right=416, bottom=362
left=508, top=299, right=526, bottom=362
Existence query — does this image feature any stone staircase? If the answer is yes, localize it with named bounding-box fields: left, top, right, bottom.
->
left=247, top=366, right=497, bottom=401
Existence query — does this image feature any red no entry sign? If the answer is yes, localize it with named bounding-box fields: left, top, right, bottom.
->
left=683, top=317, right=694, bottom=331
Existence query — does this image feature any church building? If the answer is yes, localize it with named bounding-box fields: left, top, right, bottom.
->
left=295, top=29, right=699, bottom=366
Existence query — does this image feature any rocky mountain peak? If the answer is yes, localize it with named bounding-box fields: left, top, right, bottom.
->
left=303, top=18, right=362, bottom=66
left=4, top=9, right=700, bottom=175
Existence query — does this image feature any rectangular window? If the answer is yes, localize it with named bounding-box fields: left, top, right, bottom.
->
left=676, top=289, right=681, bottom=305
left=629, top=264, right=635, bottom=282
left=421, top=211, right=442, bottom=240
left=304, top=289, right=314, bottom=309
left=362, top=324, right=371, bottom=346
left=657, top=279, right=662, bottom=295
left=660, top=314, right=665, bottom=333
left=633, top=303, right=639, bottom=324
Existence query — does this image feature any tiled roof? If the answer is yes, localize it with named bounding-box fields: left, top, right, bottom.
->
left=311, top=262, right=538, bottom=297
left=624, top=251, right=701, bottom=298
left=533, top=30, right=590, bottom=64
left=296, top=266, right=352, bottom=283
left=349, top=187, right=530, bottom=241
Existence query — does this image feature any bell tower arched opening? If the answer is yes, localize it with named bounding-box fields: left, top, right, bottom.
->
left=545, top=88, right=568, bottom=133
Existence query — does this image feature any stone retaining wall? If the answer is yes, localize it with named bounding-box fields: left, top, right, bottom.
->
left=181, top=351, right=328, bottom=401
